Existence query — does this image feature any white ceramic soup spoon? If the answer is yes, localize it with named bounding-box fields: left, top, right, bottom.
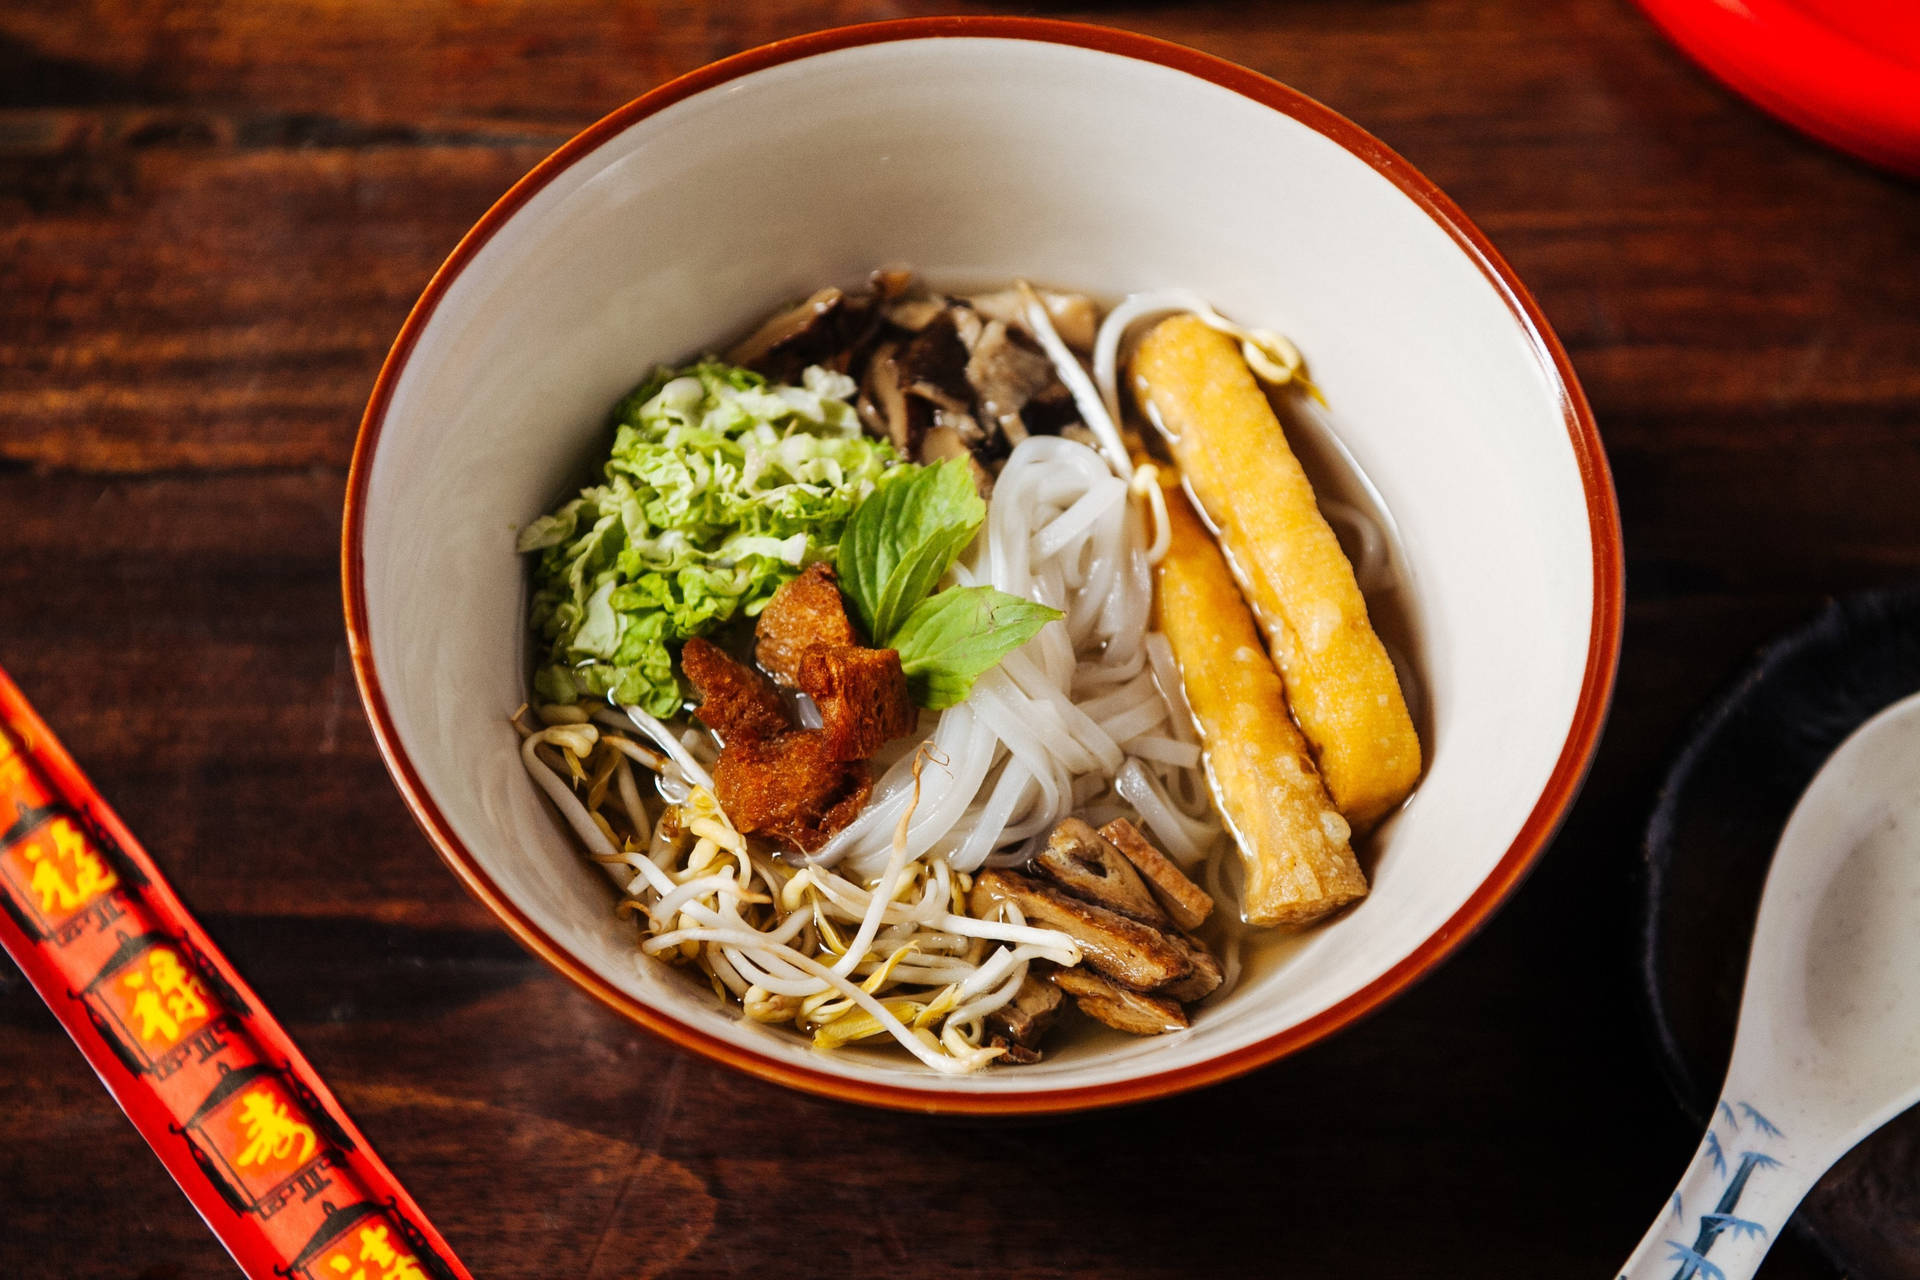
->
left=1619, top=689, right=1920, bottom=1280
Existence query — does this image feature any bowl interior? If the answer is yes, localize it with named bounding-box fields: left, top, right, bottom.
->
left=354, top=32, right=1599, bottom=1100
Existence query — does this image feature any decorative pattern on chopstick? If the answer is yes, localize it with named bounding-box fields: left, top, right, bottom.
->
left=0, top=664, right=471, bottom=1280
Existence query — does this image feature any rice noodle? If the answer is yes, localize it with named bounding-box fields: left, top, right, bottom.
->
left=1116, top=758, right=1215, bottom=867
left=798, top=433, right=1213, bottom=885
left=1016, top=280, right=1130, bottom=477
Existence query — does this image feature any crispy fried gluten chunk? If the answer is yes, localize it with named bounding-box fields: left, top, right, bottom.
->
left=755, top=564, right=916, bottom=760
left=797, top=644, right=918, bottom=761
left=681, top=637, right=790, bottom=746
left=1134, top=315, right=1420, bottom=831
left=755, top=563, right=859, bottom=686
left=1150, top=483, right=1367, bottom=927
left=713, top=731, right=873, bottom=854
left=687, top=568, right=915, bottom=849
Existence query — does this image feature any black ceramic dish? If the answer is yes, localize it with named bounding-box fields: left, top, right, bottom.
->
left=1642, top=586, right=1920, bottom=1278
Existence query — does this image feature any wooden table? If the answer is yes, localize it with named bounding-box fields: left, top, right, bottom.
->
left=3, top=2, right=1916, bottom=1276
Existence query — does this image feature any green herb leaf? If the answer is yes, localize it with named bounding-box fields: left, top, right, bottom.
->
left=890, top=587, right=1064, bottom=710
left=836, top=458, right=985, bottom=645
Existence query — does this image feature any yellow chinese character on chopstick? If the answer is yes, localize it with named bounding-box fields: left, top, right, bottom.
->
left=120, top=947, right=208, bottom=1046
left=22, top=819, right=116, bottom=916
left=355, top=1225, right=426, bottom=1280
left=234, top=1088, right=316, bottom=1169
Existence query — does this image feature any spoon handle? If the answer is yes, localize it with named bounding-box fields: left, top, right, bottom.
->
left=1618, top=1093, right=1824, bottom=1280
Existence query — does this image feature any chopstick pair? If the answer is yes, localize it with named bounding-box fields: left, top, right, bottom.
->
left=0, top=664, right=471, bottom=1280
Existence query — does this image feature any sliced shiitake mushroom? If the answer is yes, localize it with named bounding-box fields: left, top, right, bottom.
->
left=965, top=286, right=1101, bottom=353
left=1052, top=965, right=1188, bottom=1035
left=1158, top=933, right=1224, bottom=1003
left=857, top=341, right=928, bottom=455
left=1034, top=818, right=1169, bottom=927
left=965, top=319, right=1058, bottom=438
left=986, top=971, right=1065, bottom=1061
left=971, top=869, right=1192, bottom=993
left=1099, top=817, right=1214, bottom=932
left=727, top=286, right=879, bottom=382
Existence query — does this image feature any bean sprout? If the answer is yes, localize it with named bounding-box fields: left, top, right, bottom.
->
left=517, top=713, right=1080, bottom=1071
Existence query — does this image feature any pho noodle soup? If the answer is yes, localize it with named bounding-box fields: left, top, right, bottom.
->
left=513, top=271, right=1423, bottom=1072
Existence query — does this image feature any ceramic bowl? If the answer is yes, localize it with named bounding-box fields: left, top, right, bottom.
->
left=344, top=17, right=1622, bottom=1114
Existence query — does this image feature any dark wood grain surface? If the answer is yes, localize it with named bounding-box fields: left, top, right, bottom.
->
left=3, top=2, right=1917, bottom=1276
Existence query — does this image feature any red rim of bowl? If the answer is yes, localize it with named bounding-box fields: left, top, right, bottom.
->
left=1632, top=0, right=1920, bottom=177
left=342, top=16, right=1625, bottom=1116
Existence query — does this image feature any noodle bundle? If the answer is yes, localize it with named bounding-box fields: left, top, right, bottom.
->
left=810, top=434, right=1220, bottom=882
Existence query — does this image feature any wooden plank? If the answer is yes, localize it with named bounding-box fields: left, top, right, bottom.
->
left=5, top=0, right=1915, bottom=1274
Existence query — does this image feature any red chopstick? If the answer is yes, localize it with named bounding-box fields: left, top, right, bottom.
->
left=0, top=664, right=472, bottom=1280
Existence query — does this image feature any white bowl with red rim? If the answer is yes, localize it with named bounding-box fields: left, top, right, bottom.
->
left=344, top=17, right=1623, bottom=1114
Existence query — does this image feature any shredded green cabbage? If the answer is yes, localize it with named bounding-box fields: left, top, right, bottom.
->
left=518, top=361, right=897, bottom=716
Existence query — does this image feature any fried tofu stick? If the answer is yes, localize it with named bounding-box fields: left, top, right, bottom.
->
left=1133, top=315, right=1421, bottom=831
left=1155, top=482, right=1366, bottom=927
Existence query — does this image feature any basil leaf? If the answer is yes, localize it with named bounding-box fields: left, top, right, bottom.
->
left=836, top=458, right=985, bottom=645
left=891, top=586, right=1064, bottom=710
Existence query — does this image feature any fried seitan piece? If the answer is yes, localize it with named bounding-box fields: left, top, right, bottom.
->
left=755, top=562, right=859, bottom=685
left=714, top=731, right=873, bottom=854
left=797, top=645, right=916, bottom=762
left=682, top=636, right=858, bottom=851
left=681, top=637, right=789, bottom=745
left=755, top=563, right=916, bottom=761
left=683, top=569, right=915, bottom=851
